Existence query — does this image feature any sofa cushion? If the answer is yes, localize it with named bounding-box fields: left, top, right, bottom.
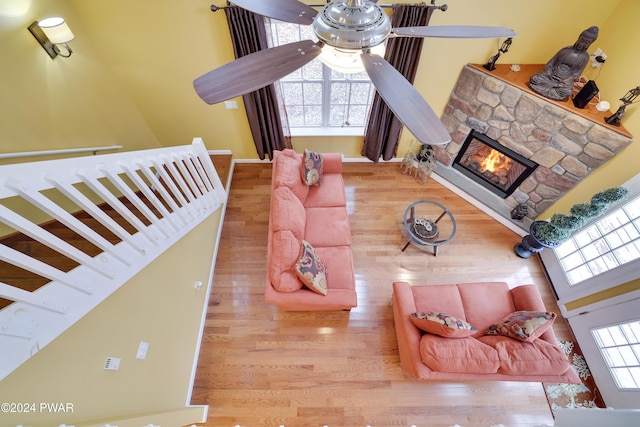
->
left=485, top=310, right=556, bottom=343
left=295, top=240, right=328, bottom=295
left=271, top=186, right=306, bottom=240
left=410, top=311, right=477, bottom=338
left=419, top=335, right=500, bottom=374
left=273, top=149, right=309, bottom=202
left=410, top=284, right=466, bottom=321
left=313, top=245, right=355, bottom=290
left=304, top=206, right=352, bottom=247
left=457, top=282, right=516, bottom=337
left=478, top=335, right=571, bottom=376
left=301, top=149, right=323, bottom=186
left=269, top=230, right=303, bottom=292
left=304, top=174, right=347, bottom=208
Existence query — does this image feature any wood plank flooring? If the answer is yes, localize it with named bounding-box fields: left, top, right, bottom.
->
left=190, top=162, right=572, bottom=427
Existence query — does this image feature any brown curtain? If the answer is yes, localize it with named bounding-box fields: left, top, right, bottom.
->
left=362, top=4, right=434, bottom=162
left=225, top=7, right=291, bottom=160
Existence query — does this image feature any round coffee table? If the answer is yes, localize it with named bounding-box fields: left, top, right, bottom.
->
left=402, top=200, right=457, bottom=256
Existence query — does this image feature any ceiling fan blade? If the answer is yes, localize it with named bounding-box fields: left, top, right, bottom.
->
left=392, top=25, right=516, bottom=39
left=194, top=40, right=321, bottom=105
left=361, top=53, right=451, bottom=146
left=231, top=0, right=318, bottom=25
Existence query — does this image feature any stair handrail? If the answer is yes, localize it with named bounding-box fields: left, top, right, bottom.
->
left=0, top=138, right=225, bottom=381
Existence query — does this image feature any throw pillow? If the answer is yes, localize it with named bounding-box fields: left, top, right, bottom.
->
left=301, top=149, right=323, bottom=186
left=409, top=311, right=477, bottom=338
left=295, top=240, right=327, bottom=295
left=485, top=310, right=556, bottom=343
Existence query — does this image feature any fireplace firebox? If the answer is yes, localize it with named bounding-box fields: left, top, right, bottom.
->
left=452, top=130, right=538, bottom=198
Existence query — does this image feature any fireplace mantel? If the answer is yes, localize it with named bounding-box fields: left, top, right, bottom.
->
left=471, top=63, right=631, bottom=139
left=433, top=64, right=634, bottom=228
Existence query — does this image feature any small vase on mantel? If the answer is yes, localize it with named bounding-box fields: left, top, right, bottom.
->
left=514, top=221, right=560, bottom=259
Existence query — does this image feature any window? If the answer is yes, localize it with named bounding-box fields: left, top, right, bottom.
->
left=267, top=20, right=376, bottom=136
left=592, top=320, right=640, bottom=390
left=554, top=193, right=640, bottom=286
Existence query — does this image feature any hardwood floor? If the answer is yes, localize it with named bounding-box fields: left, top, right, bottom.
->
left=190, top=162, right=572, bottom=427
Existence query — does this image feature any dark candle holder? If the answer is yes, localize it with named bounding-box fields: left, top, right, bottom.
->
left=484, top=38, right=512, bottom=71
left=605, top=86, right=639, bottom=126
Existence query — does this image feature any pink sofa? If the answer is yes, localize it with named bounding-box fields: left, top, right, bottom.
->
left=392, top=281, right=581, bottom=383
left=265, top=149, right=357, bottom=311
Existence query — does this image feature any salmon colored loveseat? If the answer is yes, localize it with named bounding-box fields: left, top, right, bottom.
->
left=392, top=281, right=581, bottom=383
left=265, top=149, right=357, bottom=311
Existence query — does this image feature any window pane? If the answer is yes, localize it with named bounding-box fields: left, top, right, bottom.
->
left=350, top=83, right=373, bottom=104
left=560, top=251, right=584, bottom=270
left=555, top=239, right=577, bottom=257
left=553, top=193, right=640, bottom=286
left=581, top=239, right=609, bottom=261
left=624, top=322, right=640, bottom=343
left=566, top=265, right=592, bottom=284
left=331, top=82, right=349, bottom=104
left=329, top=104, right=348, bottom=126
left=611, top=367, right=638, bottom=388
left=599, top=210, right=630, bottom=233
left=613, top=242, right=640, bottom=264
left=347, top=105, right=369, bottom=126
left=593, top=321, right=640, bottom=390
left=587, top=253, right=619, bottom=275
left=593, top=328, right=615, bottom=347
left=301, top=60, right=323, bottom=79
left=304, top=106, right=322, bottom=125
left=626, top=198, right=640, bottom=219
left=282, top=82, right=303, bottom=104
left=286, top=105, right=305, bottom=126
left=574, top=225, right=601, bottom=247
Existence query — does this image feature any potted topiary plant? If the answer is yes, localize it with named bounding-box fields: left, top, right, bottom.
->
left=514, top=187, right=629, bottom=258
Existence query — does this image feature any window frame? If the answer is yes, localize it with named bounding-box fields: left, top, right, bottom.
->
left=540, top=173, right=640, bottom=307
left=266, top=19, right=376, bottom=137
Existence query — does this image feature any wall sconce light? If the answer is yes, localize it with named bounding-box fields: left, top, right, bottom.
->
left=605, top=86, right=640, bottom=126
left=483, top=38, right=512, bottom=71
left=28, top=17, right=75, bottom=59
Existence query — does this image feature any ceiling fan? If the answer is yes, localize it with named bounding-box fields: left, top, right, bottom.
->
left=193, top=0, right=516, bottom=145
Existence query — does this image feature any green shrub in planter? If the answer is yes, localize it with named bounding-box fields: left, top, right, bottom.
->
left=533, top=187, right=630, bottom=245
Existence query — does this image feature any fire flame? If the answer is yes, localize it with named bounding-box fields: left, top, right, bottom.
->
left=480, top=149, right=511, bottom=173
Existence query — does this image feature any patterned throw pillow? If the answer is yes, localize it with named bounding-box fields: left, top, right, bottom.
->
left=295, top=240, right=327, bottom=295
left=409, top=311, right=477, bottom=338
left=301, top=149, right=323, bottom=186
left=485, top=310, right=556, bottom=343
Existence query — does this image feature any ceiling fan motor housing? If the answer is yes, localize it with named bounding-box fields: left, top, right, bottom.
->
left=313, top=0, right=391, bottom=50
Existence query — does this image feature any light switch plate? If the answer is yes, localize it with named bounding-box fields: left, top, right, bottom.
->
left=136, top=341, right=149, bottom=360
left=224, top=100, right=239, bottom=109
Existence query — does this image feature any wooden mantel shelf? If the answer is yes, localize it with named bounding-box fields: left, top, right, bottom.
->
left=469, top=63, right=632, bottom=139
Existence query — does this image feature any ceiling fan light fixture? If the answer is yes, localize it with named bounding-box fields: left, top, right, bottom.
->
left=319, top=43, right=386, bottom=74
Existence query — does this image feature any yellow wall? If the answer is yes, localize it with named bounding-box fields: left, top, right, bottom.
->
left=0, top=0, right=161, bottom=165
left=1, top=0, right=638, bottom=424
left=0, top=209, right=221, bottom=427
left=535, top=0, right=640, bottom=217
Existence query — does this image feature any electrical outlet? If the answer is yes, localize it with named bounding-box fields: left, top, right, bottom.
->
left=590, top=48, right=607, bottom=68
left=104, top=357, right=121, bottom=370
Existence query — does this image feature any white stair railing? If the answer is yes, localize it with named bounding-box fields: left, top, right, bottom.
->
left=0, top=138, right=226, bottom=381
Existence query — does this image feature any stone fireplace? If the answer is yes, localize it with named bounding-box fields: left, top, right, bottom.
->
left=433, top=64, right=633, bottom=229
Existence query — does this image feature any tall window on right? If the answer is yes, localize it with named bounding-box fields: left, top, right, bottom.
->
left=554, top=193, right=640, bottom=286
left=591, top=320, right=640, bottom=390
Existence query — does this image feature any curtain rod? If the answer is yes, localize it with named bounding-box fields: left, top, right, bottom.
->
left=215, top=3, right=442, bottom=11
left=0, top=145, right=123, bottom=160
